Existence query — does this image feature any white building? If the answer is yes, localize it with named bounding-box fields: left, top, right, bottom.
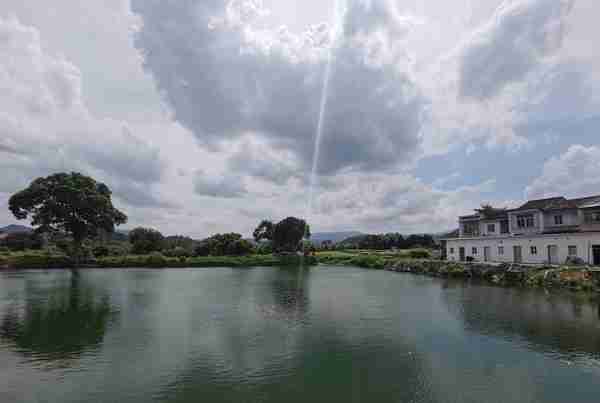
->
left=444, top=195, right=600, bottom=265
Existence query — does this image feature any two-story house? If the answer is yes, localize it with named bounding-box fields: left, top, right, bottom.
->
left=445, top=195, right=600, bottom=265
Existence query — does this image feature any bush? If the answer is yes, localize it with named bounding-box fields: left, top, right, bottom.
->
left=164, top=246, right=190, bottom=258
left=93, top=245, right=110, bottom=257
left=409, top=249, right=431, bottom=259
left=146, top=252, right=168, bottom=268
left=1, top=232, right=43, bottom=251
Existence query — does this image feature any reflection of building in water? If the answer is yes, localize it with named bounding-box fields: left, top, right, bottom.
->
left=443, top=283, right=600, bottom=358
left=0, top=271, right=118, bottom=365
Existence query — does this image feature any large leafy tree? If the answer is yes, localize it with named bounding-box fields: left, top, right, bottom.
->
left=128, top=227, right=165, bottom=254
left=253, top=220, right=274, bottom=243
left=9, top=173, right=127, bottom=256
left=273, top=217, right=310, bottom=253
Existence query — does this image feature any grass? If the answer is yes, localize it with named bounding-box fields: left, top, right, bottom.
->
left=316, top=249, right=432, bottom=268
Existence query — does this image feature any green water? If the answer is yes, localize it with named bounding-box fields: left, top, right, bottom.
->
left=0, top=267, right=599, bottom=402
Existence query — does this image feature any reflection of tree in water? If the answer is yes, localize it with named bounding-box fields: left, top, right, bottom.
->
left=442, top=282, right=600, bottom=358
left=0, top=271, right=118, bottom=365
left=268, top=267, right=310, bottom=315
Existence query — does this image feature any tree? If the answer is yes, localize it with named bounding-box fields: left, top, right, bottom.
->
left=9, top=172, right=127, bottom=261
left=272, top=217, right=310, bottom=253
left=194, top=233, right=253, bottom=256
left=253, top=220, right=274, bottom=243
left=129, top=227, right=165, bottom=254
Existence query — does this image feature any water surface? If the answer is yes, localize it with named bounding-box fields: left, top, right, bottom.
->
left=1, top=266, right=599, bottom=402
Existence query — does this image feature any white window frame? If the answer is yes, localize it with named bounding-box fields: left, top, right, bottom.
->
left=554, top=215, right=563, bottom=225
left=568, top=245, right=577, bottom=256
left=530, top=246, right=537, bottom=255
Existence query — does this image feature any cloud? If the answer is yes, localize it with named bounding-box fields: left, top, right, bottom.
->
left=226, top=137, right=301, bottom=185
left=193, top=171, right=248, bottom=199
left=0, top=16, right=168, bottom=208
left=132, top=0, right=426, bottom=178
left=458, top=0, right=575, bottom=100
left=307, top=172, right=497, bottom=233
left=526, top=145, right=600, bottom=199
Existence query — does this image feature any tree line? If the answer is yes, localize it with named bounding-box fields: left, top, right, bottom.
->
left=4, top=172, right=312, bottom=261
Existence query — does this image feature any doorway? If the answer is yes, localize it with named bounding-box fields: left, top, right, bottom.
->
left=548, top=245, right=559, bottom=265
left=513, top=246, right=522, bottom=263
left=459, top=247, right=465, bottom=262
left=593, top=245, right=600, bottom=266
left=484, top=247, right=491, bottom=262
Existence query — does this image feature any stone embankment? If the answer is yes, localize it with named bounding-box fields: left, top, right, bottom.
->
left=385, top=260, right=600, bottom=293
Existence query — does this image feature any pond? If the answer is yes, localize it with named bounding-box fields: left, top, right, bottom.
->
left=1, top=266, right=599, bottom=403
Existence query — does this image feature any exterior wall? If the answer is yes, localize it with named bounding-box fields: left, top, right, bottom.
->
left=542, top=209, right=579, bottom=232
left=446, top=233, right=600, bottom=265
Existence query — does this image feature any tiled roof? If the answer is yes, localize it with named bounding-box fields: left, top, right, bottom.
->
left=572, top=195, right=600, bottom=208
left=510, top=195, right=600, bottom=212
left=478, top=209, right=508, bottom=220
left=511, top=197, right=575, bottom=211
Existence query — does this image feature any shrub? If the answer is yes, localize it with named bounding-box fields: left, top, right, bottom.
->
left=1, top=232, right=43, bottom=251
left=409, top=249, right=431, bottom=259
left=146, top=252, right=168, bottom=268
left=164, top=246, right=190, bottom=258
left=93, top=245, right=110, bottom=257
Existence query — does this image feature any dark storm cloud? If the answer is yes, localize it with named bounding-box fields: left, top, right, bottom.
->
left=131, top=0, right=425, bottom=178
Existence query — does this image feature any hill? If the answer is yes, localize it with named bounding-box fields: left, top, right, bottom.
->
left=0, top=224, right=33, bottom=234
left=310, top=231, right=363, bottom=246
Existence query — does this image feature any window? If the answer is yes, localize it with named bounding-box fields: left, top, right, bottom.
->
left=450, top=248, right=455, bottom=254
left=498, top=246, right=504, bottom=255
left=487, top=224, right=496, bottom=233
left=554, top=215, right=563, bottom=225
left=584, top=211, right=600, bottom=223
left=500, top=220, right=509, bottom=234
left=530, top=246, right=537, bottom=255
left=568, top=246, right=577, bottom=256
left=517, top=214, right=535, bottom=228
left=472, top=247, right=478, bottom=255
left=463, top=222, right=480, bottom=236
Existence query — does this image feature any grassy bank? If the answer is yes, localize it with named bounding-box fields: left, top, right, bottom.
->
left=317, top=250, right=600, bottom=294
left=0, top=251, right=317, bottom=269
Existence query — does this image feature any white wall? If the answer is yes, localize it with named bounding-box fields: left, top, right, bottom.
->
left=446, top=233, right=600, bottom=265
left=543, top=209, right=579, bottom=228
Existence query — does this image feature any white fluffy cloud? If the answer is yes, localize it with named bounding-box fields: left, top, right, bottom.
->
left=458, top=0, right=575, bottom=100
left=526, top=145, right=600, bottom=199
left=0, top=17, right=167, bottom=207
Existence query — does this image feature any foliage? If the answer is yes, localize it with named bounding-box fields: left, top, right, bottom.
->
left=8, top=173, right=127, bottom=250
left=194, top=233, right=254, bottom=256
left=163, top=235, right=197, bottom=254
left=256, top=242, right=273, bottom=255
left=253, top=220, right=274, bottom=243
left=163, top=246, right=190, bottom=258
left=129, top=227, right=165, bottom=254
left=92, top=245, right=111, bottom=258
left=272, top=217, right=310, bottom=253
left=0, top=232, right=43, bottom=251
left=339, top=233, right=435, bottom=250
left=408, top=249, right=431, bottom=259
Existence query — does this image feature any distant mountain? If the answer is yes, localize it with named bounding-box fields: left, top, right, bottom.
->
left=311, top=231, right=363, bottom=246
left=0, top=224, right=33, bottom=234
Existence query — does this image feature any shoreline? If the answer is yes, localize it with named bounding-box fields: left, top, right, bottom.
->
left=3, top=251, right=600, bottom=296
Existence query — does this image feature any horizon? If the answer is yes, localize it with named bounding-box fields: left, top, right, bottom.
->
left=2, top=0, right=599, bottom=239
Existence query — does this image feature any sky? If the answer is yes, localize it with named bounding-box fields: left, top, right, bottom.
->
left=1, top=0, right=599, bottom=238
